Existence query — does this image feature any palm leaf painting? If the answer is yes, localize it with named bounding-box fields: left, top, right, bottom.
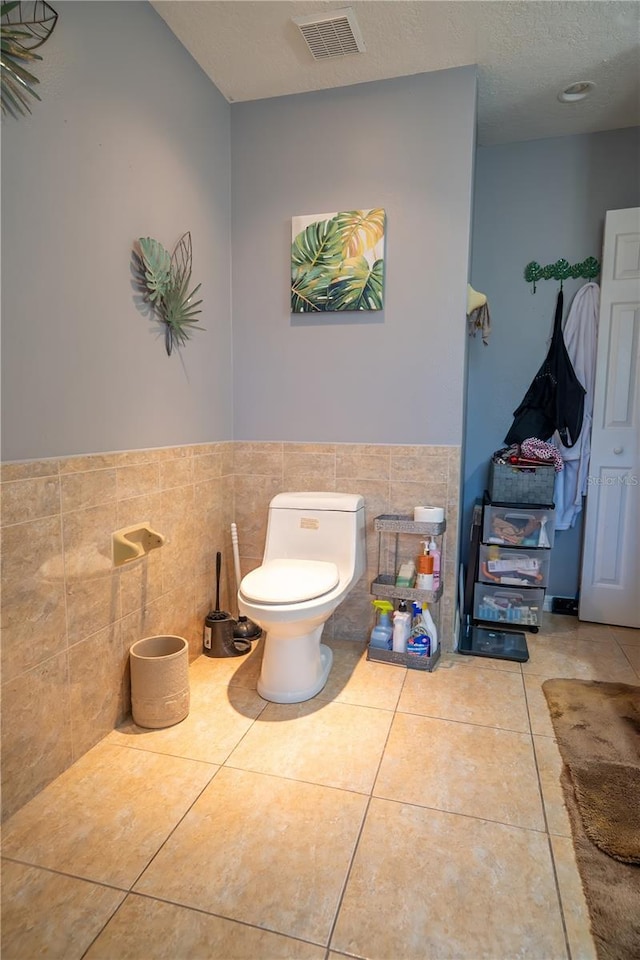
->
left=136, top=232, right=204, bottom=356
left=1, top=0, right=58, bottom=118
left=328, top=257, right=384, bottom=311
left=291, top=208, right=386, bottom=313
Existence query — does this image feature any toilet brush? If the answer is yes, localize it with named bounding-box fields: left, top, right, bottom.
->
left=203, top=551, right=249, bottom=657
left=230, top=523, right=262, bottom=642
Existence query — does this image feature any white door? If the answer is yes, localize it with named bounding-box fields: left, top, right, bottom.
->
left=580, top=207, right=640, bottom=627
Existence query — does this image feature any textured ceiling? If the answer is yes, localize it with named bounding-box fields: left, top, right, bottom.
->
left=151, top=0, right=640, bottom=145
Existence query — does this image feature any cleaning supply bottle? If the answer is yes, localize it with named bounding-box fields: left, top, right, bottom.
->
left=370, top=600, right=393, bottom=650
left=427, top=536, right=441, bottom=590
left=392, top=600, right=411, bottom=653
left=421, top=602, right=438, bottom=656
left=416, top=541, right=434, bottom=591
left=407, top=602, right=430, bottom=657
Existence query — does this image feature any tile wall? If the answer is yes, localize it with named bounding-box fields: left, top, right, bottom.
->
left=1, top=441, right=460, bottom=820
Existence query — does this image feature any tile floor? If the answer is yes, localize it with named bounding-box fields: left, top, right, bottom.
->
left=2, top=616, right=639, bottom=960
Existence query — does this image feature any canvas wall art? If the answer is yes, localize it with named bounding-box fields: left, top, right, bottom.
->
left=291, top=208, right=386, bottom=313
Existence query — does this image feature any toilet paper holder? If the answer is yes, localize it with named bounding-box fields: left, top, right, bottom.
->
left=112, top=523, right=165, bottom=567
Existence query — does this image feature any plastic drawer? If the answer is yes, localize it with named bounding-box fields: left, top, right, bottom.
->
left=478, top=545, right=550, bottom=588
left=473, top=584, right=544, bottom=627
left=482, top=504, right=555, bottom=549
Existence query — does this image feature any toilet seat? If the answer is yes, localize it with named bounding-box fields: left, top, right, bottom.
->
left=241, top=559, right=339, bottom=605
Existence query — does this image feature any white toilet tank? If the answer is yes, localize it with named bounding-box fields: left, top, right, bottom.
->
left=264, top=492, right=366, bottom=582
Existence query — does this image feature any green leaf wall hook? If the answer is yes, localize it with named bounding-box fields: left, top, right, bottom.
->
left=524, top=256, right=600, bottom=293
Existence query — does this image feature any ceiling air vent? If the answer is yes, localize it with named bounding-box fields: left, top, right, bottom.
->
left=293, top=7, right=366, bottom=60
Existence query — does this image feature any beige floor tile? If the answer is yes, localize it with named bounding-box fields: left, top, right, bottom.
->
left=446, top=651, right=523, bottom=673
left=189, top=644, right=264, bottom=691
left=134, top=767, right=367, bottom=945
left=523, top=674, right=557, bottom=737
left=533, top=735, right=572, bottom=837
left=610, top=625, right=640, bottom=646
left=620, top=643, right=640, bottom=674
left=522, top=634, right=638, bottom=683
left=398, top=662, right=529, bottom=732
left=550, top=835, right=598, bottom=960
left=107, top=680, right=266, bottom=764
left=1, top=860, right=125, bottom=960
left=85, top=892, right=325, bottom=960
left=227, top=699, right=392, bottom=793
left=374, top=713, right=545, bottom=831
left=331, top=798, right=567, bottom=960
left=319, top=639, right=406, bottom=710
left=1, top=743, right=215, bottom=888
left=540, top=614, right=615, bottom=642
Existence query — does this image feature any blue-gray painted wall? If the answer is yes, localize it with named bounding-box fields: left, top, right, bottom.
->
left=465, top=126, right=640, bottom=597
left=1, top=1, right=233, bottom=461
left=230, top=68, right=477, bottom=445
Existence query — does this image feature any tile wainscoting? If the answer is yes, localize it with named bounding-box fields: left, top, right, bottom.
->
left=1, top=441, right=460, bottom=820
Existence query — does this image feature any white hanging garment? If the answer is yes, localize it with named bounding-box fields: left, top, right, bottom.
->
left=552, top=282, right=600, bottom=529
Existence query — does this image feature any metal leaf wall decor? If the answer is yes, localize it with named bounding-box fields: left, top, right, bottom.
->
left=1, top=1, right=58, bottom=117
left=135, top=233, right=204, bottom=356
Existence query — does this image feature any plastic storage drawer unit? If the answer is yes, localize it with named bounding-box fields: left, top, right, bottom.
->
left=482, top=504, right=555, bottom=549
left=473, top=584, right=544, bottom=627
left=478, top=545, right=550, bottom=588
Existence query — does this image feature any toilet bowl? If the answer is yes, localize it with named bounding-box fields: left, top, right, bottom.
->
left=238, top=492, right=366, bottom=703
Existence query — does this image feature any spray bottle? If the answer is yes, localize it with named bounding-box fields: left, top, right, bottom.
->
left=370, top=600, right=393, bottom=649
left=392, top=599, right=411, bottom=653
left=427, top=536, right=441, bottom=590
left=421, top=602, right=438, bottom=656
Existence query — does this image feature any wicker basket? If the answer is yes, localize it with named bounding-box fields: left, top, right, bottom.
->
left=489, top=461, right=555, bottom=505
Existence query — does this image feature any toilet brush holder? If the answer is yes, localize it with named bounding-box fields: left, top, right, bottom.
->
left=203, top=612, right=250, bottom=657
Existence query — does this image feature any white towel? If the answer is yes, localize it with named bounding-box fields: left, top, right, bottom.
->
left=552, top=282, right=600, bottom=529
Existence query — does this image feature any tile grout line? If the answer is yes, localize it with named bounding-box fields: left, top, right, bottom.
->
left=393, top=705, right=533, bottom=736
left=123, top=762, right=223, bottom=896
left=522, top=654, right=573, bottom=960
left=78, top=886, right=329, bottom=960
left=101, top=688, right=266, bottom=904
left=615, top=638, right=640, bottom=680
left=57, top=460, right=76, bottom=767
left=0, top=854, right=129, bottom=894
left=79, top=895, right=129, bottom=960
left=323, top=665, right=410, bottom=957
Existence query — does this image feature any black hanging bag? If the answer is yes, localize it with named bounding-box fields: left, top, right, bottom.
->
left=505, top=290, right=585, bottom=447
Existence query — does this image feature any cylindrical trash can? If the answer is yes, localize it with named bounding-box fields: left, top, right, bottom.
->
left=130, top=635, right=189, bottom=729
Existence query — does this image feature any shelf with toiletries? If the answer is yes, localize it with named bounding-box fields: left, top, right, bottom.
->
left=369, top=573, right=443, bottom=604
left=370, top=514, right=446, bottom=603
left=373, top=514, right=446, bottom=537
left=367, top=513, right=446, bottom=672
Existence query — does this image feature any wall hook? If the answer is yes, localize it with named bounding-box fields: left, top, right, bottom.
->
left=524, top=256, right=600, bottom=292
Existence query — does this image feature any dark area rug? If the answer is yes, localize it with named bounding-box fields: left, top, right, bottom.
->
left=543, top=678, right=640, bottom=960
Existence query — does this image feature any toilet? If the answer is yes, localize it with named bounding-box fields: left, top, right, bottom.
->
left=238, top=492, right=366, bottom=703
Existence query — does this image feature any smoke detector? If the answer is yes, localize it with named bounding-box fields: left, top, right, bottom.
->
left=293, top=7, right=366, bottom=60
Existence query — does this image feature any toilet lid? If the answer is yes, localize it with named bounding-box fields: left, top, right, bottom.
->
left=241, top=559, right=339, bottom=604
